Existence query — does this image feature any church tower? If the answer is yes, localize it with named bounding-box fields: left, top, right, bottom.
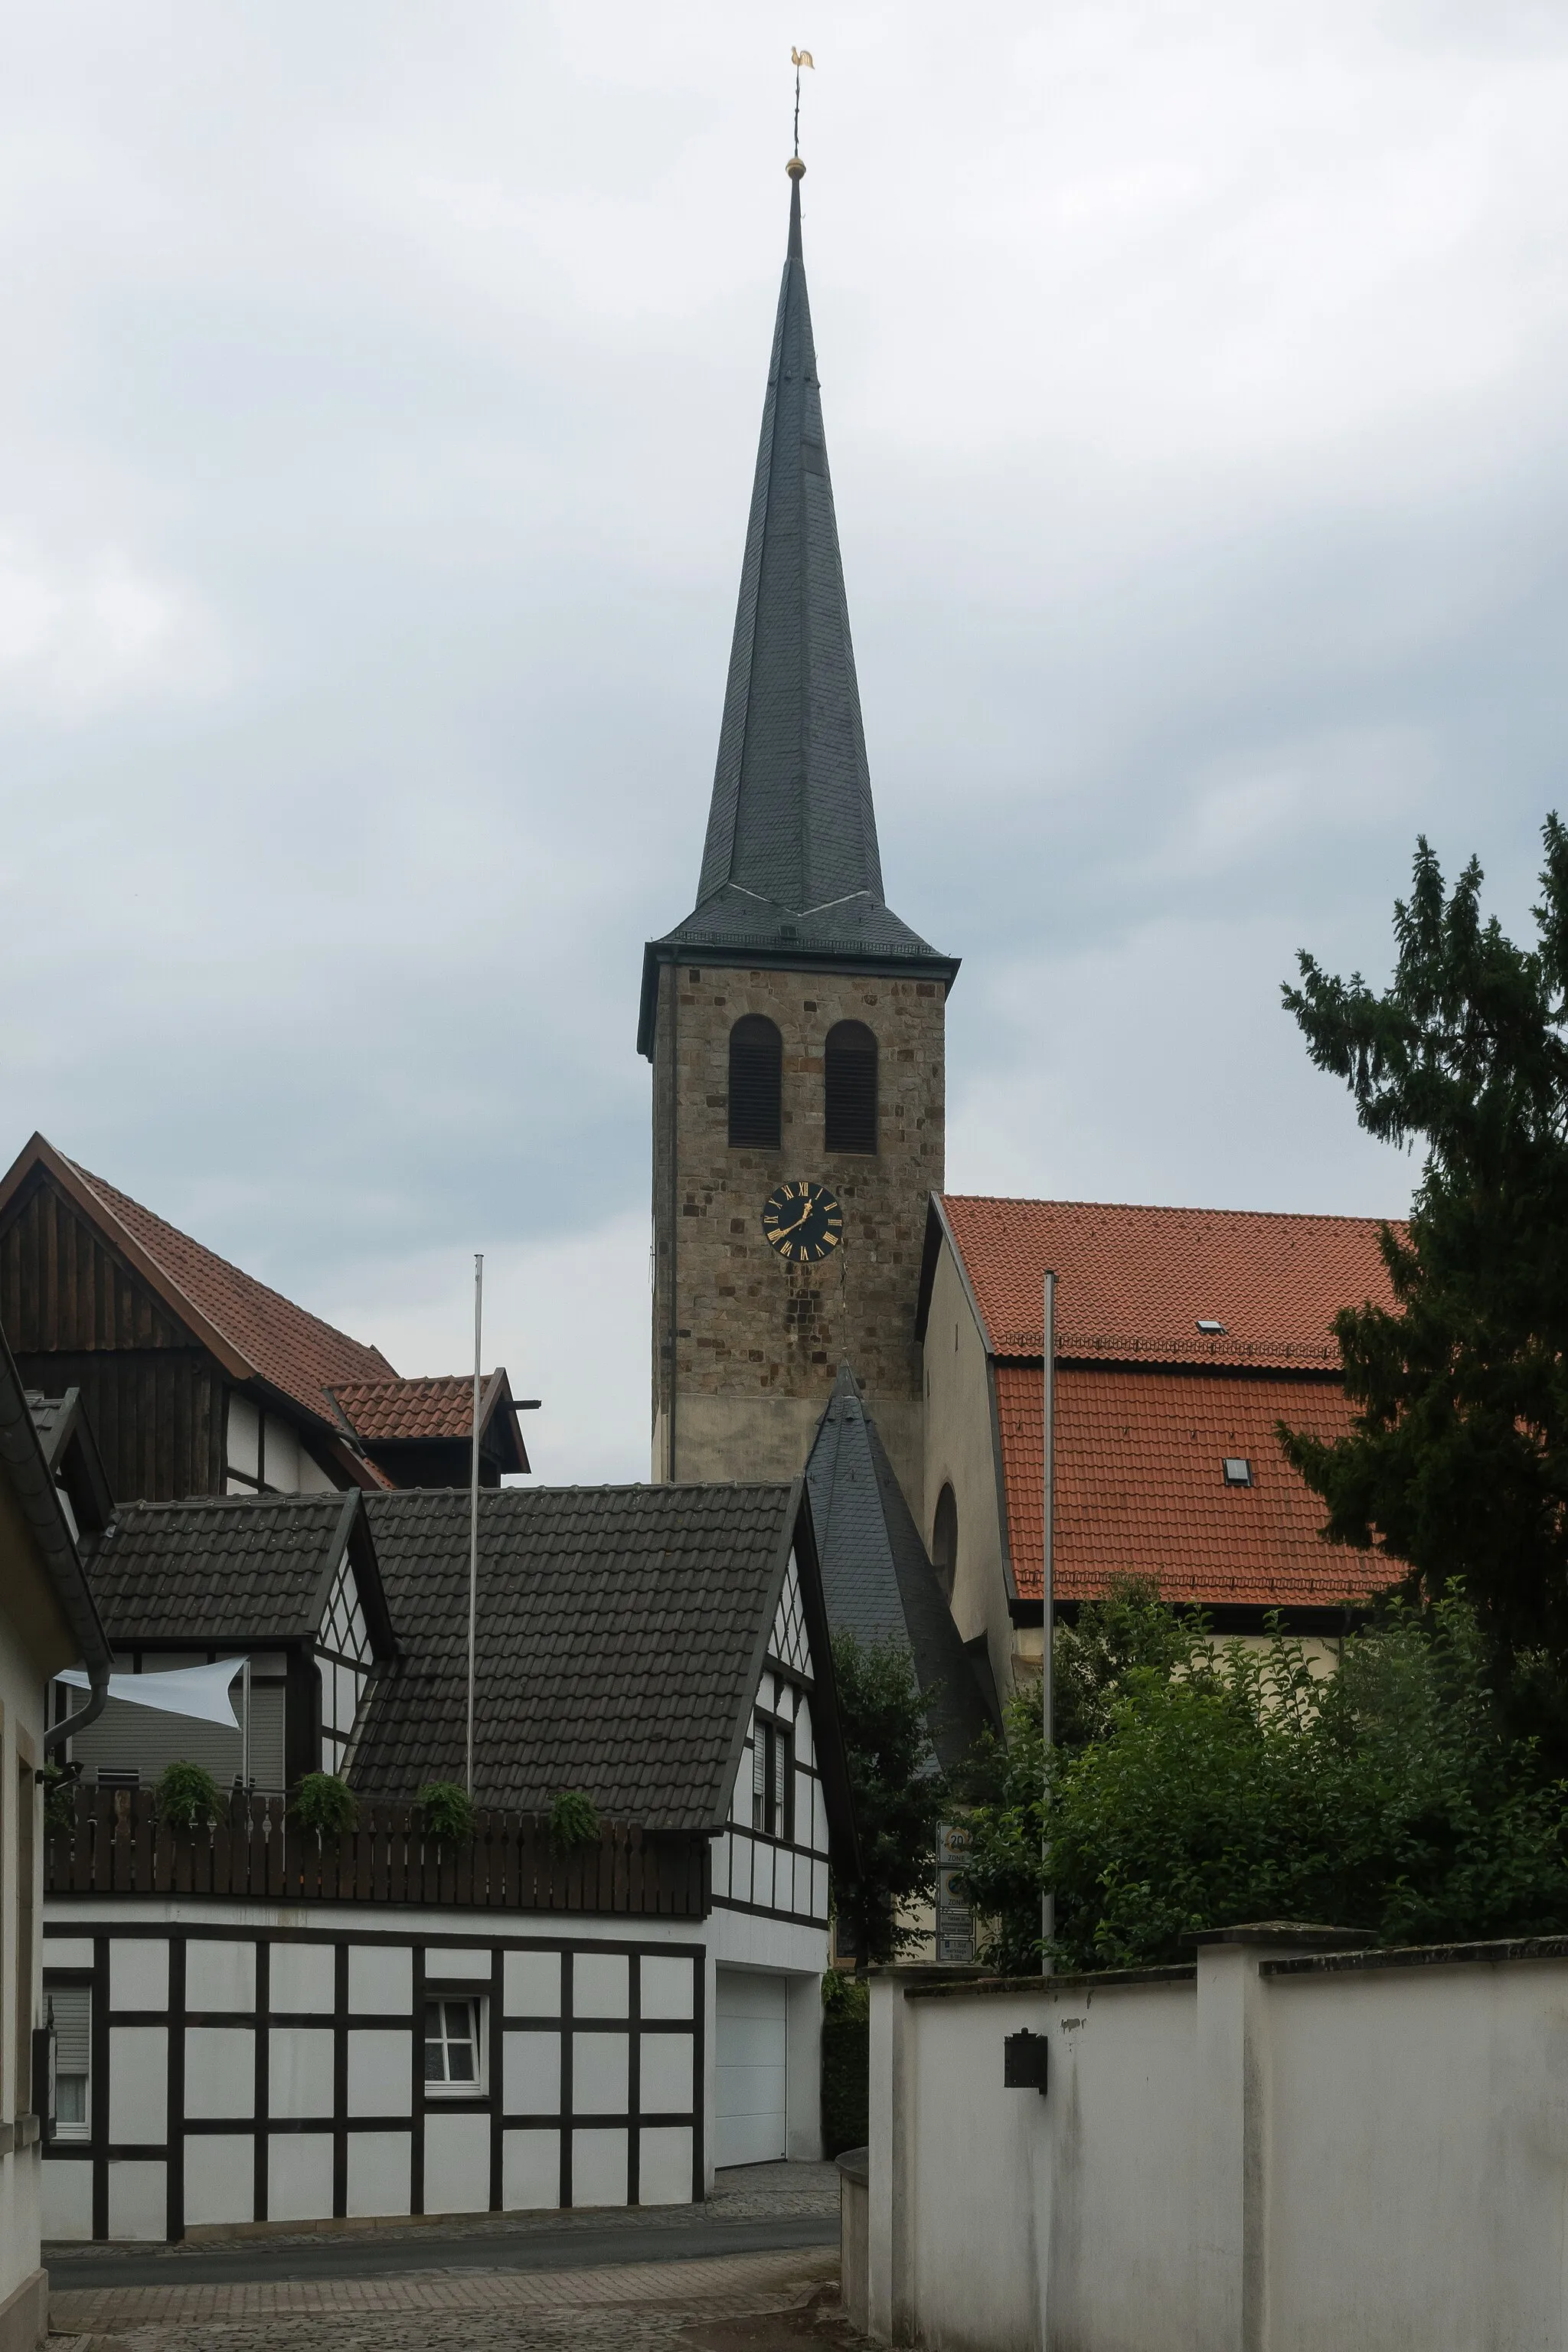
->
left=639, top=162, right=958, bottom=1505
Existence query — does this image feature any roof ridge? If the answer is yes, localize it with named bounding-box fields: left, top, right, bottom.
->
left=70, top=1157, right=394, bottom=1373
left=941, top=1192, right=1403, bottom=1228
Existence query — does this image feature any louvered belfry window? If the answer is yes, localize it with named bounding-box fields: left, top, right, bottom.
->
left=825, top=1021, right=878, bottom=1154
left=728, top=1015, right=783, bottom=1148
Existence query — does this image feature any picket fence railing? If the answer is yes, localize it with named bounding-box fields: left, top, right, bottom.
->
left=44, top=1787, right=709, bottom=1916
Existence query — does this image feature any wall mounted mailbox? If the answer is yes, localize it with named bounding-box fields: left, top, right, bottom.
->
left=1004, top=2028, right=1049, bottom=2092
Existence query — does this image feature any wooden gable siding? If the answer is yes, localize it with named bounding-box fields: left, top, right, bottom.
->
left=0, top=1169, right=225, bottom=1502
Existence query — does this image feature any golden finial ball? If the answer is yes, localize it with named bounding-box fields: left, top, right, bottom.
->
left=786, top=157, right=806, bottom=179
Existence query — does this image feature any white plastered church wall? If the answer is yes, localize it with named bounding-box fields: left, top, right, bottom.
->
left=921, top=1234, right=1016, bottom=1700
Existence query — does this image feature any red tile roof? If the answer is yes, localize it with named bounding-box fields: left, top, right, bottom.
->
left=331, top=1375, right=492, bottom=1444
left=65, top=1157, right=397, bottom=1424
left=939, top=1195, right=1400, bottom=1368
left=996, top=1363, right=1377, bottom=1609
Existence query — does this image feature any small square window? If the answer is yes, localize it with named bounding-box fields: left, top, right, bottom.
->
left=1223, top=1458, right=1253, bottom=1487
left=424, top=1997, right=484, bottom=2090
left=1197, top=1318, right=1227, bottom=1335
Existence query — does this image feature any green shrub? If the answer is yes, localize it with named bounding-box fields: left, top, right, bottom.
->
left=41, top=1763, right=77, bottom=1835
left=548, top=1790, right=600, bottom=1854
left=820, top=1971, right=870, bottom=2156
left=830, top=1631, right=944, bottom=1969
left=155, top=1760, right=221, bottom=1833
left=290, top=1772, right=358, bottom=1838
left=960, top=1592, right=1568, bottom=1972
left=417, top=1782, right=477, bottom=1845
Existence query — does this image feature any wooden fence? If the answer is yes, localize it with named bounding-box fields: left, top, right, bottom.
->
left=44, top=1788, right=709, bottom=1916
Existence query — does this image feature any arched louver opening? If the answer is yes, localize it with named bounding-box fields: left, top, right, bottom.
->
left=728, top=1015, right=783, bottom=1148
left=932, top=1483, right=959, bottom=1606
left=825, top=1020, right=878, bottom=1155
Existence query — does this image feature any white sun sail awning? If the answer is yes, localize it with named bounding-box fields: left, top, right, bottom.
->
left=57, top=1658, right=247, bottom=1733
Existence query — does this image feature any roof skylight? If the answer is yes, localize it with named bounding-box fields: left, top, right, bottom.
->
left=1223, top=1458, right=1253, bottom=1487
left=1197, top=1318, right=1227, bottom=1334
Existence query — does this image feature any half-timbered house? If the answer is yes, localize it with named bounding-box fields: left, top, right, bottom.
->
left=39, top=1478, right=851, bottom=2241
left=0, top=1134, right=531, bottom=1506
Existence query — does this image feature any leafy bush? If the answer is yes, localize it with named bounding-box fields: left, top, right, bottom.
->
left=548, top=1790, right=600, bottom=1854
left=417, top=1781, right=477, bottom=1845
left=41, top=1763, right=78, bottom=1835
left=155, top=1760, right=222, bottom=1833
left=830, top=1632, right=944, bottom=1969
left=959, top=1592, right=1568, bottom=1973
left=290, top=1772, right=358, bottom=1838
left=820, top=1970, right=870, bottom=2156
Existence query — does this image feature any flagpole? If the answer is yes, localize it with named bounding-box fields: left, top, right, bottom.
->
left=1041, top=1268, right=1056, bottom=1969
left=466, top=1253, right=483, bottom=1798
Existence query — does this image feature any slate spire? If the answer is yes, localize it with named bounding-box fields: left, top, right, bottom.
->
left=638, top=163, right=956, bottom=1055
left=697, top=157, right=884, bottom=919
left=662, top=168, right=940, bottom=961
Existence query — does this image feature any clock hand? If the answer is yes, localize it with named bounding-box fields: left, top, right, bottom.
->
left=773, top=1200, right=815, bottom=1238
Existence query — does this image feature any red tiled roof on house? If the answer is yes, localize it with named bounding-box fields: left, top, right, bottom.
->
left=995, top=1364, right=1378, bottom=1609
left=936, top=1195, right=1400, bottom=1367
left=64, top=1156, right=396, bottom=1426
left=331, top=1374, right=497, bottom=1445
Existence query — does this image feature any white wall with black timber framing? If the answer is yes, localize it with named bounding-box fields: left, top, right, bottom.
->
left=710, top=1554, right=830, bottom=1935
left=41, top=1909, right=708, bottom=2241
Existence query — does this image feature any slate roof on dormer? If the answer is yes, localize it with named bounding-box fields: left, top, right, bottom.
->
left=639, top=172, right=955, bottom=1054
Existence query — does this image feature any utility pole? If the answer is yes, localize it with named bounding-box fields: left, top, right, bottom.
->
left=1041, top=1267, right=1056, bottom=1968
left=466, top=1253, right=483, bottom=1798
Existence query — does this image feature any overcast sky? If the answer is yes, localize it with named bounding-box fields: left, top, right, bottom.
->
left=4, top=1, right=1566, bottom=1479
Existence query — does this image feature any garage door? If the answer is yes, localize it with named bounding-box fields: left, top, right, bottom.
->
left=714, top=1968, right=788, bottom=2167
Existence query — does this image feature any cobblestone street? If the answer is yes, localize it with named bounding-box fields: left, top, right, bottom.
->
left=44, top=2165, right=856, bottom=2352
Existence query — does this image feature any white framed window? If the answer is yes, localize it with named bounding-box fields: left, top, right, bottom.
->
left=47, top=1983, right=91, bottom=2140
left=424, top=1997, right=484, bottom=2092
left=751, top=1717, right=794, bottom=1841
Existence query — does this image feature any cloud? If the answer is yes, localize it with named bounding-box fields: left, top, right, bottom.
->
left=1, top=0, right=1566, bottom=1478
left=0, top=537, right=230, bottom=717
left=309, top=1210, right=652, bottom=1488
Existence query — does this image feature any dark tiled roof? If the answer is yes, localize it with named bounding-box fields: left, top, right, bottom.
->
left=642, top=172, right=950, bottom=1052
left=26, top=1386, right=115, bottom=1537
left=807, top=1366, right=998, bottom=1773
left=83, top=1493, right=363, bottom=1645
left=0, top=1324, right=109, bottom=1674
left=26, top=1390, right=72, bottom=1465
left=933, top=1195, right=1398, bottom=1368
left=353, top=1485, right=801, bottom=1828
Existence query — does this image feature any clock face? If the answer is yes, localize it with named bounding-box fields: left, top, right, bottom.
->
left=761, top=1180, right=844, bottom=1265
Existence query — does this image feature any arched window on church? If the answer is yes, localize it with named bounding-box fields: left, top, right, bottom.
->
left=932, top=1483, right=959, bottom=1605
left=728, top=1015, right=782, bottom=1148
left=825, top=1021, right=878, bottom=1154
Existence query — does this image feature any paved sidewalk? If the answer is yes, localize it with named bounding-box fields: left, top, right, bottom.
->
left=49, top=2241, right=842, bottom=2352
left=47, top=2161, right=840, bottom=2278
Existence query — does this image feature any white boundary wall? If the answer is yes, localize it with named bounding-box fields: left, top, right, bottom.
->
left=864, top=1928, right=1568, bottom=2352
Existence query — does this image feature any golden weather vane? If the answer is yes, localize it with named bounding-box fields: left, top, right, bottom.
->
left=791, top=47, right=814, bottom=164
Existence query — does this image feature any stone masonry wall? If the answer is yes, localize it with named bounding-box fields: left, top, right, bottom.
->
left=651, top=959, right=946, bottom=1504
